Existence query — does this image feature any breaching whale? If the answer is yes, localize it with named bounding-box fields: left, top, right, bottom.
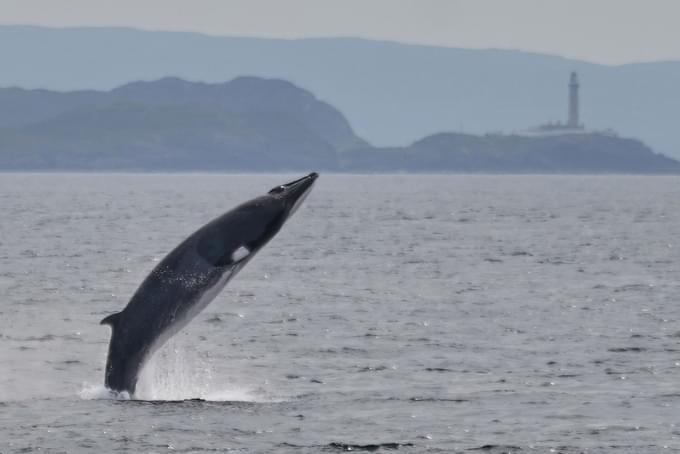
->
left=101, top=172, right=318, bottom=395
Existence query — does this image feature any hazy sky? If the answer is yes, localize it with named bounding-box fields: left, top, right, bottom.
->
left=1, top=0, right=678, bottom=65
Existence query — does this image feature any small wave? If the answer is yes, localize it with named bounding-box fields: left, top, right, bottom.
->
left=7, top=333, right=83, bottom=342
left=277, top=442, right=415, bottom=452
left=607, top=347, right=646, bottom=353
left=604, top=368, right=633, bottom=375
left=613, top=283, right=654, bottom=293
left=536, top=257, right=571, bottom=265
left=509, top=250, right=533, bottom=257
left=24, top=334, right=56, bottom=342
left=357, top=365, right=389, bottom=373
left=325, top=442, right=415, bottom=451
left=468, top=445, right=522, bottom=452
left=410, top=397, right=468, bottom=402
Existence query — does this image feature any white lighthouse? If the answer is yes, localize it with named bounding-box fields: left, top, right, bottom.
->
left=567, top=72, right=580, bottom=128
left=523, top=71, right=594, bottom=136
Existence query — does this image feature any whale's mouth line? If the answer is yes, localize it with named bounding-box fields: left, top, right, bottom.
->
left=282, top=172, right=318, bottom=188
left=281, top=172, right=318, bottom=216
left=288, top=179, right=316, bottom=216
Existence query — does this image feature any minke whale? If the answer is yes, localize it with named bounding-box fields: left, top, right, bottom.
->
left=101, top=172, right=318, bottom=395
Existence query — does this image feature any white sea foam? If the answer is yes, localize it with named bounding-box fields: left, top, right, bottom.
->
left=79, top=383, right=131, bottom=401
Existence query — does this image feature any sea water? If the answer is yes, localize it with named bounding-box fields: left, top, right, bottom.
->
left=0, top=174, right=679, bottom=453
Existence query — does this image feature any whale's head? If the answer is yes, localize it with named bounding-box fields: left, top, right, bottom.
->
left=268, top=172, right=318, bottom=217
left=196, top=172, right=319, bottom=268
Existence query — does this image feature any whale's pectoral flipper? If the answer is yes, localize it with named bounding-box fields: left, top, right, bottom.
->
left=101, top=312, right=122, bottom=326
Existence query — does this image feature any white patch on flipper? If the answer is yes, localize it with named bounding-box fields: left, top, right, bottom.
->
left=231, top=245, right=250, bottom=262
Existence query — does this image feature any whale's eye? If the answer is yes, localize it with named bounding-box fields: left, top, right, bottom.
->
left=269, top=185, right=285, bottom=194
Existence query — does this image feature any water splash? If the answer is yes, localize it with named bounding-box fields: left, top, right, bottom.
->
left=135, top=338, right=215, bottom=401
left=79, top=383, right=131, bottom=400
left=81, top=338, right=272, bottom=402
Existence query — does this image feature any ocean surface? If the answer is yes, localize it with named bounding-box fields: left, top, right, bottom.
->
left=1, top=174, right=679, bottom=453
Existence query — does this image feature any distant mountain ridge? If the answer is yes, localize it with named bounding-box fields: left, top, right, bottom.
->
left=0, top=77, right=677, bottom=173
left=0, top=77, right=366, bottom=170
left=0, top=76, right=366, bottom=150
left=1, top=25, right=680, bottom=159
